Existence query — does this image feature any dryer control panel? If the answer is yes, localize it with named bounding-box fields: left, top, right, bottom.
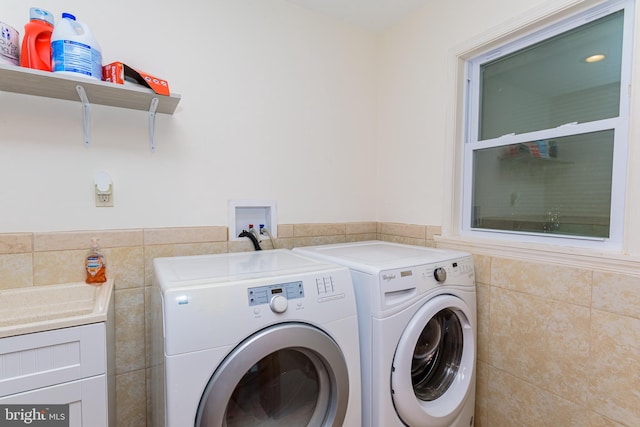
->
left=248, top=281, right=304, bottom=306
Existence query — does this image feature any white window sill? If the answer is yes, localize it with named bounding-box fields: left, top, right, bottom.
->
left=434, top=235, right=640, bottom=275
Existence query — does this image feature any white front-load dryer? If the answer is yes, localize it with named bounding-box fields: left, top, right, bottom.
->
left=294, top=241, right=476, bottom=427
left=150, top=249, right=361, bottom=427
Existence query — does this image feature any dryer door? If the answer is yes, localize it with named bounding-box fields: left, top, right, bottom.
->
left=391, top=294, right=475, bottom=427
left=195, top=322, right=349, bottom=427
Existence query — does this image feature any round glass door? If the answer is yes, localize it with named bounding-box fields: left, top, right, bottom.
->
left=391, top=295, right=475, bottom=427
left=224, top=349, right=325, bottom=426
left=195, top=323, right=349, bottom=427
left=412, top=308, right=463, bottom=401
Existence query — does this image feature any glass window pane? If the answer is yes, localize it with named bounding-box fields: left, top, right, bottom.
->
left=479, top=11, right=623, bottom=140
left=471, top=130, right=614, bottom=238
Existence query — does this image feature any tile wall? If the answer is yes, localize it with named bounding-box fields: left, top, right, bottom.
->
left=473, top=254, right=640, bottom=427
left=0, top=223, right=637, bottom=427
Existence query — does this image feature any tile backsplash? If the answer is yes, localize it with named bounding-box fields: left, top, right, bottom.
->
left=0, top=222, right=425, bottom=426
left=1, top=222, right=637, bottom=427
left=474, top=255, right=640, bottom=427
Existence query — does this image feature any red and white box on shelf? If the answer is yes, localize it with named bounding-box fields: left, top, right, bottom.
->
left=102, top=62, right=170, bottom=96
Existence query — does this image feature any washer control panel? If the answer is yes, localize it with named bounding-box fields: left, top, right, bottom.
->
left=379, top=256, right=475, bottom=308
left=446, top=258, right=475, bottom=279
left=248, top=281, right=304, bottom=307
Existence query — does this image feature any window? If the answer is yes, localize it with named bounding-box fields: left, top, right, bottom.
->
left=463, top=0, right=633, bottom=249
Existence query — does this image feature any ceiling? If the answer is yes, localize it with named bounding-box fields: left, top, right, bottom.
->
left=285, top=0, right=431, bottom=31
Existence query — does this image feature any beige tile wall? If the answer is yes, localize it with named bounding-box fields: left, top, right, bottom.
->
left=2, top=223, right=636, bottom=427
left=470, top=254, right=640, bottom=427
left=0, top=221, right=435, bottom=427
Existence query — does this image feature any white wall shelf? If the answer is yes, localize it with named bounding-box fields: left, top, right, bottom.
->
left=0, top=63, right=181, bottom=151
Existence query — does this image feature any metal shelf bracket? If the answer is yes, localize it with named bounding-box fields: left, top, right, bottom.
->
left=149, top=97, right=159, bottom=153
left=76, top=85, right=91, bottom=146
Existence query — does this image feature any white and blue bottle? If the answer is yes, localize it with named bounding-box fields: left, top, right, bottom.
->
left=51, top=13, right=102, bottom=80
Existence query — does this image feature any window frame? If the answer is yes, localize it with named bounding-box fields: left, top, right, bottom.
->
left=461, top=0, right=635, bottom=250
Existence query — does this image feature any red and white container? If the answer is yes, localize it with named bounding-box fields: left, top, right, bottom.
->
left=19, top=7, right=54, bottom=71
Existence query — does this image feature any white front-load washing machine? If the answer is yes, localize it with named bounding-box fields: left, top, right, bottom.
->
left=294, top=241, right=476, bottom=427
left=150, top=249, right=361, bottom=427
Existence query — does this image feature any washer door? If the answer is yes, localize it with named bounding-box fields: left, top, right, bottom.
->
left=391, top=295, right=475, bottom=427
left=195, top=322, right=349, bottom=427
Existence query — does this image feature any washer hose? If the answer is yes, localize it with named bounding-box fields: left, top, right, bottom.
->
left=239, top=230, right=262, bottom=251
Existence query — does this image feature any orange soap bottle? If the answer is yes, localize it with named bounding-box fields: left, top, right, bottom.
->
left=85, top=238, right=107, bottom=285
left=20, top=7, right=54, bottom=71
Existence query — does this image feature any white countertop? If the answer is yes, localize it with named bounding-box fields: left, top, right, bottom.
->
left=0, top=279, right=114, bottom=338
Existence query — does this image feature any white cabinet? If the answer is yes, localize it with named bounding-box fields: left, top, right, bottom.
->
left=0, top=321, right=115, bottom=426
left=1, top=376, right=107, bottom=427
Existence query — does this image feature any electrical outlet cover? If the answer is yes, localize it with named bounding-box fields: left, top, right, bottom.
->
left=95, top=192, right=113, bottom=207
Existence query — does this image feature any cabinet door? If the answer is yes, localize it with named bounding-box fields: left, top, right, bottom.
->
left=0, top=323, right=106, bottom=397
left=0, top=375, right=108, bottom=427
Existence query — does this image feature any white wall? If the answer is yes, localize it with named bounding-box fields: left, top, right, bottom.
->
left=376, top=0, right=640, bottom=254
left=1, top=0, right=378, bottom=232
left=376, top=0, right=554, bottom=225
left=6, top=0, right=640, bottom=255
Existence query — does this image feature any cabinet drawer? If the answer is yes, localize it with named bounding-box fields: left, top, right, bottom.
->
left=0, top=323, right=106, bottom=397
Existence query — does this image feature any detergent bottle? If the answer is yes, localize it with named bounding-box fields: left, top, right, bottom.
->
left=20, top=7, right=54, bottom=71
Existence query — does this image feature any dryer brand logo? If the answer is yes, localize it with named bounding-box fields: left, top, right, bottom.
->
left=1, top=405, right=69, bottom=426
left=381, top=273, right=396, bottom=281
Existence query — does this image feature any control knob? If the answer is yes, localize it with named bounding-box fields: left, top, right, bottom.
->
left=269, top=295, right=288, bottom=313
left=433, top=267, right=447, bottom=283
